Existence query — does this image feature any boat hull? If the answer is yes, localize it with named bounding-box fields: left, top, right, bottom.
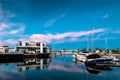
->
left=85, top=58, right=113, bottom=66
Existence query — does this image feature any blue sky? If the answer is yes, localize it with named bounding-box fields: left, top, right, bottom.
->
left=0, top=0, right=120, bottom=49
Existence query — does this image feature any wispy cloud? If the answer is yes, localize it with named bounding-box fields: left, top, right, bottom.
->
left=0, top=28, right=107, bottom=47
left=60, top=9, right=70, bottom=19
left=44, top=19, right=56, bottom=27
left=0, top=4, right=15, bottom=20
left=44, top=10, right=69, bottom=27
left=102, top=14, right=109, bottom=19
left=9, top=26, right=25, bottom=34
left=0, top=3, right=23, bottom=39
left=0, top=23, right=25, bottom=36
left=23, top=28, right=106, bottom=43
left=0, top=23, right=9, bottom=31
left=4, top=39, right=18, bottom=45
left=113, top=30, right=120, bottom=34
left=60, top=12, right=67, bottom=18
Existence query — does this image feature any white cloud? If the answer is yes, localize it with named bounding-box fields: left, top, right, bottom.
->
left=4, top=39, right=18, bottom=45
left=0, top=23, right=9, bottom=31
left=9, top=26, right=25, bottom=34
left=102, top=14, right=109, bottom=19
left=0, top=28, right=106, bottom=47
left=0, top=23, right=25, bottom=36
left=26, top=28, right=106, bottom=43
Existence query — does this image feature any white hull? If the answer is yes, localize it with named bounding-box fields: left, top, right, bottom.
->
left=74, top=53, right=90, bottom=62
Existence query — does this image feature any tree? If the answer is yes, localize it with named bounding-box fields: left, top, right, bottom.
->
left=63, top=48, right=66, bottom=52
left=77, top=48, right=80, bottom=53
left=81, top=48, right=86, bottom=52
left=111, top=48, right=120, bottom=54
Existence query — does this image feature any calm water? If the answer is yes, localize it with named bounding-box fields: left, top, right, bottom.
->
left=0, top=54, right=120, bottom=80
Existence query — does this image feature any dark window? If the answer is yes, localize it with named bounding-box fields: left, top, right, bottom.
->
left=26, top=43, right=29, bottom=46
left=19, top=42, right=22, bottom=46
left=43, top=44, right=45, bottom=47
left=36, top=43, right=40, bottom=46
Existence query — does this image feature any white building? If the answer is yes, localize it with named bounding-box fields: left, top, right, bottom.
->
left=0, top=46, right=9, bottom=53
left=16, top=41, right=51, bottom=54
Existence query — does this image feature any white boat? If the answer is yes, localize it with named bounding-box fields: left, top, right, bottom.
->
left=74, top=52, right=91, bottom=62
left=85, top=53, right=114, bottom=67
left=74, top=27, right=94, bottom=62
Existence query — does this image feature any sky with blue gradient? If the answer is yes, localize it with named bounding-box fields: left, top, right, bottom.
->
left=0, top=0, right=120, bottom=50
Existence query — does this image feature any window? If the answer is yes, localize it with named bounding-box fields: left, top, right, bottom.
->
left=36, top=43, right=40, bottom=46
left=26, top=43, right=29, bottom=46
left=19, top=42, right=22, bottom=46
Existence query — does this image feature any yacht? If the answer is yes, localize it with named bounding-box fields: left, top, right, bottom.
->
left=84, top=53, right=114, bottom=66
left=74, top=51, right=91, bottom=62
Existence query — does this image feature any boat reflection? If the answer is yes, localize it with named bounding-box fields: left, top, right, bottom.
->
left=85, top=65, right=112, bottom=74
left=75, top=59, right=112, bottom=74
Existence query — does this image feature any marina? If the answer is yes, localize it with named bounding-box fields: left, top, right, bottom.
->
left=0, top=0, right=120, bottom=80
left=0, top=54, right=120, bottom=80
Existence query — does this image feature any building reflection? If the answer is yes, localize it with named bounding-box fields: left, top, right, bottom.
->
left=17, top=58, right=51, bottom=72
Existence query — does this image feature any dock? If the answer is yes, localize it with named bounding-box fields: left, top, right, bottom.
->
left=0, top=53, right=51, bottom=63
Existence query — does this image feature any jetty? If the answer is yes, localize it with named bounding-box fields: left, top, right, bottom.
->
left=0, top=53, right=51, bottom=63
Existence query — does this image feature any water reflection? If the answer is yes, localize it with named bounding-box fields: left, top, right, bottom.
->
left=85, top=66, right=112, bottom=74
left=0, top=55, right=120, bottom=80
left=74, top=58, right=112, bottom=74
left=0, top=58, right=51, bottom=71
left=17, top=58, right=51, bottom=72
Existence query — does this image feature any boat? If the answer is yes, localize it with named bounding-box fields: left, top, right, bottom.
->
left=102, top=38, right=120, bottom=63
left=74, top=51, right=90, bottom=62
left=84, top=53, right=114, bottom=67
left=102, top=54, right=120, bottom=63
left=74, top=28, right=92, bottom=62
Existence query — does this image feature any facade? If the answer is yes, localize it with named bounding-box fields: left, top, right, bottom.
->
left=16, top=41, right=51, bottom=54
left=0, top=46, right=9, bottom=53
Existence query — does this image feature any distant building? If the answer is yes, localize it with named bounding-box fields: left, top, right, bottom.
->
left=95, top=50, right=100, bottom=53
left=9, top=48, right=15, bottom=53
left=15, top=41, right=51, bottom=54
left=0, top=46, right=9, bottom=53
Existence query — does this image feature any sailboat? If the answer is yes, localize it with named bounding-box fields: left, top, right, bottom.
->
left=85, top=27, right=114, bottom=67
left=73, top=29, right=92, bottom=62
left=102, top=38, right=119, bottom=63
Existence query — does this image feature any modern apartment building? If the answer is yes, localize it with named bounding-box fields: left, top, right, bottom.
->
left=16, top=41, right=51, bottom=54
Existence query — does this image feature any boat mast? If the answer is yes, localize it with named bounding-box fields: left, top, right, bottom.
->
left=86, top=35, right=89, bottom=52
left=105, top=38, right=108, bottom=53
left=92, top=27, right=94, bottom=54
